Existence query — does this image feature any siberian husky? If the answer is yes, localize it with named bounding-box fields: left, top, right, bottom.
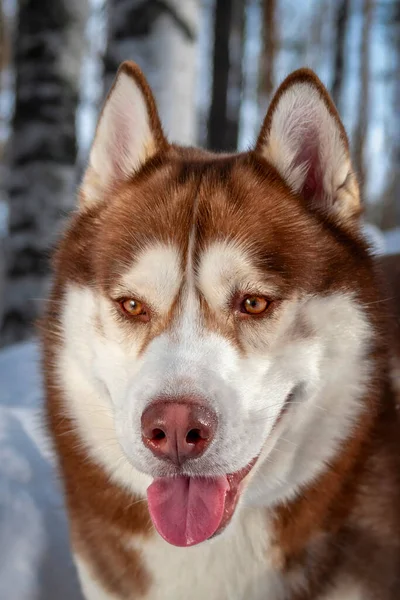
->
left=43, top=62, right=400, bottom=599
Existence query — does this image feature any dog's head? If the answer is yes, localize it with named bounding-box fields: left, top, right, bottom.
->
left=54, top=63, right=377, bottom=547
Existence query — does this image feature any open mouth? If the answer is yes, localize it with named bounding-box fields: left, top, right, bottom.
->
left=145, top=388, right=298, bottom=547
left=147, top=458, right=257, bottom=547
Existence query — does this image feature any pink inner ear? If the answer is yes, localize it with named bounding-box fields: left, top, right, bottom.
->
left=110, top=111, right=133, bottom=181
left=294, top=129, right=327, bottom=209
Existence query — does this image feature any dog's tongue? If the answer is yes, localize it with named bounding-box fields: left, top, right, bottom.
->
left=147, top=476, right=229, bottom=547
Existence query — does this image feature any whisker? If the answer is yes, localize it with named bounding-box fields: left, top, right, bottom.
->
left=359, top=296, right=394, bottom=307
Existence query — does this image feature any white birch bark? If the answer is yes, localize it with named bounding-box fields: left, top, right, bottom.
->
left=104, top=0, right=200, bottom=145
left=1, top=0, right=89, bottom=345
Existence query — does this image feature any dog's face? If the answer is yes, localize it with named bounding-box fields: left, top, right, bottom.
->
left=55, top=63, right=374, bottom=547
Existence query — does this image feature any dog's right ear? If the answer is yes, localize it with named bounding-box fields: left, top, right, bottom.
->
left=80, top=61, right=168, bottom=207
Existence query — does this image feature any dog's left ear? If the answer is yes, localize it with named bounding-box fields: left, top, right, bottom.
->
left=255, top=68, right=360, bottom=221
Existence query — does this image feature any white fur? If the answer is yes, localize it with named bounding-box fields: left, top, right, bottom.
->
left=75, top=511, right=365, bottom=600
left=198, top=240, right=280, bottom=312
left=58, top=236, right=373, bottom=599
left=245, top=292, right=370, bottom=507
left=57, top=286, right=152, bottom=497
left=117, top=243, right=182, bottom=314
left=82, top=69, right=157, bottom=204
left=134, top=508, right=286, bottom=600
left=260, top=83, right=351, bottom=206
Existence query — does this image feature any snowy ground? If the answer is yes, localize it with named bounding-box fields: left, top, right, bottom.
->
left=383, top=227, right=400, bottom=256
left=0, top=341, right=82, bottom=600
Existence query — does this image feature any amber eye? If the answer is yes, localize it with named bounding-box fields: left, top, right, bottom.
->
left=120, top=298, right=146, bottom=317
left=241, top=296, right=270, bottom=315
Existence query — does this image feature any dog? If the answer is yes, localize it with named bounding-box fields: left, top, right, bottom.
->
left=42, top=62, right=400, bottom=599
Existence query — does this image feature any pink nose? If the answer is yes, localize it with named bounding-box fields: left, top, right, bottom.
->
left=141, top=400, right=217, bottom=466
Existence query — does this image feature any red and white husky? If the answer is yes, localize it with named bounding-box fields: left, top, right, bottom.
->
left=43, top=62, right=400, bottom=599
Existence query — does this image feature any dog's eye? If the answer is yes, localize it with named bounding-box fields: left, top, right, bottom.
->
left=241, top=296, right=270, bottom=315
left=120, top=298, right=146, bottom=317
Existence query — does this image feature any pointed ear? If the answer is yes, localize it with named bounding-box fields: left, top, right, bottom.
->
left=255, top=68, right=360, bottom=221
left=80, top=61, right=167, bottom=206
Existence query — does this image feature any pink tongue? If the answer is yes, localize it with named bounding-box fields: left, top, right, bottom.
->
left=147, top=476, right=229, bottom=547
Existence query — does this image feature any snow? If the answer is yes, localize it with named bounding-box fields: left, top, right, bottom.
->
left=0, top=200, right=8, bottom=239
left=0, top=341, right=82, bottom=600
left=362, top=222, right=386, bottom=255
left=383, top=227, right=400, bottom=256
left=363, top=223, right=400, bottom=256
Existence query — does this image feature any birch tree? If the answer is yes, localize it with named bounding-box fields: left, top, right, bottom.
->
left=0, top=0, right=9, bottom=333
left=258, top=0, right=276, bottom=115
left=103, top=0, right=199, bottom=145
left=207, top=0, right=245, bottom=151
left=353, top=0, right=374, bottom=199
left=331, top=0, right=350, bottom=111
left=225, top=0, right=245, bottom=151
left=374, top=0, right=400, bottom=229
left=207, top=0, right=233, bottom=151
left=1, top=0, right=89, bottom=345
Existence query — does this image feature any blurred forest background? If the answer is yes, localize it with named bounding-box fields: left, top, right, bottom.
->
left=0, top=0, right=399, bottom=347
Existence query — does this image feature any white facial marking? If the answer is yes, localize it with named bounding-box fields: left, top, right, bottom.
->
left=197, top=240, right=278, bottom=312
left=58, top=285, right=151, bottom=497
left=117, top=243, right=182, bottom=313
left=243, top=293, right=371, bottom=507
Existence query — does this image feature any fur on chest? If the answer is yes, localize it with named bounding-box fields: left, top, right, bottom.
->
left=73, top=506, right=375, bottom=600
left=135, top=508, right=281, bottom=600
left=74, top=507, right=287, bottom=600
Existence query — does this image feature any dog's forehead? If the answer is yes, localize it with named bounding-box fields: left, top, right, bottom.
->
left=95, top=155, right=330, bottom=301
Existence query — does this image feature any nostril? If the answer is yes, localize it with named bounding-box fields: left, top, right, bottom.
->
left=151, top=428, right=166, bottom=441
left=186, top=428, right=204, bottom=445
left=141, top=400, right=217, bottom=464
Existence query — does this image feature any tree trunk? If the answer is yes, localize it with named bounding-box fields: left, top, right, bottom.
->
left=0, top=0, right=6, bottom=77
left=331, top=0, right=349, bottom=111
left=207, top=0, right=233, bottom=151
left=103, top=0, right=199, bottom=146
left=207, top=0, right=245, bottom=152
left=307, top=0, right=325, bottom=72
left=224, top=0, right=245, bottom=151
left=1, top=0, right=88, bottom=346
left=0, top=0, right=10, bottom=156
left=391, top=0, right=400, bottom=226
left=353, top=0, right=373, bottom=200
left=0, top=0, right=8, bottom=333
left=258, top=0, right=276, bottom=115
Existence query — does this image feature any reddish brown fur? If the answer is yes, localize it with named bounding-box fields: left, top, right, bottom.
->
left=379, top=253, right=400, bottom=357
left=42, top=64, right=400, bottom=599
